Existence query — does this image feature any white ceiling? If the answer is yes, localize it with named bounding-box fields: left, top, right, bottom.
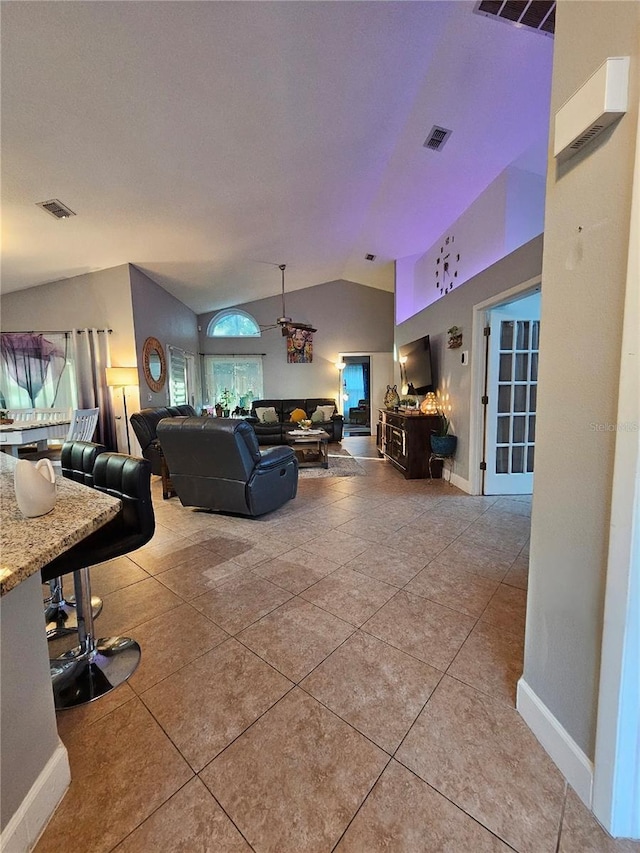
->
left=0, top=1, right=553, bottom=315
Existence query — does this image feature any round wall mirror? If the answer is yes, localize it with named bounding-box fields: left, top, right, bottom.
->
left=142, top=336, right=166, bottom=393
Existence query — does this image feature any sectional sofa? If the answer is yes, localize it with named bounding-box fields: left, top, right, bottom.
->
left=247, top=398, right=344, bottom=444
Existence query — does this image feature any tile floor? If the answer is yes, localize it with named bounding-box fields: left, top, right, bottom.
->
left=36, top=437, right=639, bottom=853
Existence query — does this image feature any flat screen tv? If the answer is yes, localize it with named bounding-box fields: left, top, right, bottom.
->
left=399, top=335, right=434, bottom=394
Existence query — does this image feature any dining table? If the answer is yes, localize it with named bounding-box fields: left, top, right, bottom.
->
left=0, top=419, right=71, bottom=458
left=0, top=452, right=121, bottom=850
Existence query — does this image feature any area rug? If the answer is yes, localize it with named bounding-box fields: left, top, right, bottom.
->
left=297, top=445, right=367, bottom=478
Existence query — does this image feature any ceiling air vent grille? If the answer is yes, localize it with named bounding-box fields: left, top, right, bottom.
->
left=36, top=199, right=76, bottom=219
left=474, top=1, right=555, bottom=36
left=423, top=126, right=452, bottom=152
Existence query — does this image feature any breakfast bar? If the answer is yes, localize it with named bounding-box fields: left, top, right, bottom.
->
left=0, top=453, right=121, bottom=850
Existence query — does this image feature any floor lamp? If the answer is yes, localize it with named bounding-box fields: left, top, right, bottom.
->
left=105, top=366, right=138, bottom=454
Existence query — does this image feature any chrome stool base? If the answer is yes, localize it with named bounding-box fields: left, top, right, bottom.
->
left=49, top=566, right=140, bottom=710
left=45, top=596, right=103, bottom=639
left=51, top=637, right=141, bottom=710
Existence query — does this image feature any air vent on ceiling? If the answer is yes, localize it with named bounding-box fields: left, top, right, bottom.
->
left=36, top=199, right=76, bottom=219
left=423, top=126, right=452, bottom=152
left=474, top=1, right=555, bottom=36
left=365, top=253, right=376, bottom=262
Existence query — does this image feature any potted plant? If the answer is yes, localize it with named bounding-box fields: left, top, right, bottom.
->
left=219, top=388, right=234, bottom=418
left=431, top=411, right=457, bottom=457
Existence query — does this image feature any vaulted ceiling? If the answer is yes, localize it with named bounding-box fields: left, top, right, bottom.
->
left=1, top=1, right=553, bottom=314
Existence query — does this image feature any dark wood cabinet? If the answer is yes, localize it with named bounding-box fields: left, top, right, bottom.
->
left=376, top=409, right=441, bottom=479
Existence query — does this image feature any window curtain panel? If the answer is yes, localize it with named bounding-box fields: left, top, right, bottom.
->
left=72, top=328, right=117, bottom=450
left=0, top=332, right=68, bottom=407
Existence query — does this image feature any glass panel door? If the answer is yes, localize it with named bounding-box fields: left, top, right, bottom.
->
left=485, top=296, right=540, bottom=495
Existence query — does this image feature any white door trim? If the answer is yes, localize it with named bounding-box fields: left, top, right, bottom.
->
left=469, top=276, right=542, bottom=495
left=592, top=99, right=640, bottom=840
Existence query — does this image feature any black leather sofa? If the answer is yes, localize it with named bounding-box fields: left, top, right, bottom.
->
left=156, top=417, right=298, bottom=516
left=247, top=398, right=344, bottom=445
left=129, top=405, right=197, bottom=475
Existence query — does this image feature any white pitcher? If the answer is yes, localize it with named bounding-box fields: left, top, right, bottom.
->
left=14, top=458, right=57, bottom=518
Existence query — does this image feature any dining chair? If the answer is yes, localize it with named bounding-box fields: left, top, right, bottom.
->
left=5, top=409, right=36, bottom=422
left=66, top=407, right=99, bottom=442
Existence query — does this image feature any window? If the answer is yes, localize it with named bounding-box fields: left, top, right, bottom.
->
left=168, top=346, right=187, bottom=406
left=203, top=355, right=263, bottom=410
left=207, top=310, right=261, bottom=337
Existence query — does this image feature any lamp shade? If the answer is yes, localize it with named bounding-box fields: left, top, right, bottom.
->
left=420, top=391, right=438, bottom=415
left=335, top=361, right=346, bottom=371
left=106, top=366, right=139, bottom=387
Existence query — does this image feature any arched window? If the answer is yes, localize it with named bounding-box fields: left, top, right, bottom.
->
left=207, top=309, right=261, bottom=337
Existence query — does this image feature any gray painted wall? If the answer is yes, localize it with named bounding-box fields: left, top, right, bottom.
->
left=1, top=575, right=61, bottom=831
left=524, top=1, right=639, bottom=758
left=396, top=236, right=544, bottom=483
left=0, top=264, right=136, bottom=366
left=129, top=265, right=199, bottom=408
left=199, top=279, right=394, bottom=404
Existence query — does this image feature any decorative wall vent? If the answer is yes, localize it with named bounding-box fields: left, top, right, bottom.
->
left=474, top=1, right=555, bottom=37
left=423, top=126, right=452, bottom=152
left=36, top=199, right=76, bottom=219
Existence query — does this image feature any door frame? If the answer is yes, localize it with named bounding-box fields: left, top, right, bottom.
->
left=469, top=275, right=542, bottom=496
left=338, top=351, right=393, bottom=422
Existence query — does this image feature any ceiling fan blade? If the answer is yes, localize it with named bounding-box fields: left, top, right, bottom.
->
left=287, top=322, right=317, bottom=333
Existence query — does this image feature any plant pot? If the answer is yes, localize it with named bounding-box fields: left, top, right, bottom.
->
left=431, top=434, right=457, bottom=457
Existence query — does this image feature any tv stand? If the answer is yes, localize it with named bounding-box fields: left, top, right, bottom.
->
left=376, top=409, right=442, bottom=479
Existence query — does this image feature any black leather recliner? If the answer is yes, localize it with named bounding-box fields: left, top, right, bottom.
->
left=129, top=405, right=197, bottom=474
left=156, top=416, right=298, bottom=516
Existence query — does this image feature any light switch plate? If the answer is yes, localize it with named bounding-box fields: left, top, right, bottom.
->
left=461, top=351, right=469, bottom=366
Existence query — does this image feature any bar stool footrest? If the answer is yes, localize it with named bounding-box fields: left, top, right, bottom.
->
left=45, top=595, right=103, bottom=640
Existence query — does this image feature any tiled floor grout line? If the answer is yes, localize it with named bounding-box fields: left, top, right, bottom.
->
left=328, top=755, right=394, bottom=852
left=382, top=757, right=523, bottom=853
left=554, top=782, right=569, bottom=853
left=104, top=775, right=198, bottom=853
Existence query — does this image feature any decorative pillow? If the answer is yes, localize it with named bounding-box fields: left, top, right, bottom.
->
left=311, top=405, right=335, bottom=423
left=255, top=406, right=279, bottom=424
left=290, top=408, right=307, bottom=423
left=316, top=405, right=335, bottom=421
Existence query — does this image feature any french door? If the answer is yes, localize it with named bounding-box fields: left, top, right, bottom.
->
left=484, top=308, right=540, bottom=495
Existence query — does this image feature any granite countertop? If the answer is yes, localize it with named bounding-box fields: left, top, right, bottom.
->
left=0, top=453, right=121, bottom=596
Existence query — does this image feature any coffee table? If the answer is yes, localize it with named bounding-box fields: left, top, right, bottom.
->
left=285, top=429, right=330, bottom=469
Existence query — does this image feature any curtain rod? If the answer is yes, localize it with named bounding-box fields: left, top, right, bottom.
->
left=2, top=329, right=112, bottom=335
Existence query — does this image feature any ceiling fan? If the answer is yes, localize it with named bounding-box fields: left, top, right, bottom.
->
left=260, top=264, right=317, bottom=335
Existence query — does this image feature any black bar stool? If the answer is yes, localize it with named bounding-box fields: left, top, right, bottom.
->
left=42, top=452, right=155, bottom=710
left=44, top=441, right=107, bottom=639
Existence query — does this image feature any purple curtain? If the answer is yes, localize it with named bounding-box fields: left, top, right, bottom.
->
left=0, top=333, right=67, bottom=406
left=72, top=328, right=117, bottom=450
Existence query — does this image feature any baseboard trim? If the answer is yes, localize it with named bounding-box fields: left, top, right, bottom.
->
left=517, top=677, right=593, bottom=807
left=0, top=741, right=70, bottom=853
left=449, top=471, right=472, bottom=493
